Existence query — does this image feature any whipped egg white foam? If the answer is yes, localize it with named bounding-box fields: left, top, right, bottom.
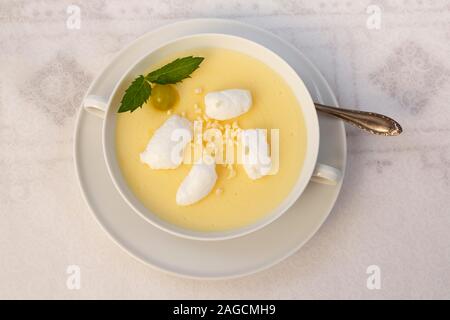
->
left=204, top=89, right=252, bottom=120
left=176, top=155, right=217, bottom=206
left=139, top=88, right=276, bottom=206
left=140, top=115, right=192, bottom=169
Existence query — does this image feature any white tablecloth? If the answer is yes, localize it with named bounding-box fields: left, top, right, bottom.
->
left=1, top=0, right=449, bottom=299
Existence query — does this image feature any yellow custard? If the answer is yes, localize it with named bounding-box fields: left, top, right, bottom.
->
left=115, top=48, right=307, bottom=232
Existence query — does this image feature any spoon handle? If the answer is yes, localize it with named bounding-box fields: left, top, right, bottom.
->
left=314, top=103, right=403, bottom=136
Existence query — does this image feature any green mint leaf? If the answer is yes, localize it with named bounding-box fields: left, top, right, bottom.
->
left=118, top=75, right=152, bottom=113
left=146, top=56, right=204, bottom=84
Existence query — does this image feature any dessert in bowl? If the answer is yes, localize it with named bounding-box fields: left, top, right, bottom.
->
left=85, top=34, right=340, bottom=240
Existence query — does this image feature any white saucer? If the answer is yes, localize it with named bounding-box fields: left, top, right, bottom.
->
left=74, top=18, right=347, bottom=279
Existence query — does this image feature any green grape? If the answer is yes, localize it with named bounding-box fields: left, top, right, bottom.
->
left=151, top=84, right=178, bottom=111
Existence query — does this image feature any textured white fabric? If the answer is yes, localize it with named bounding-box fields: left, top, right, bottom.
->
left=1, top=0, right=449, bottom=299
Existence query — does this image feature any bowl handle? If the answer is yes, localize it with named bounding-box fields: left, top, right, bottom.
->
left=83, top=95, right=108, bottom=118
left=311, top=163, right=341, bottom=185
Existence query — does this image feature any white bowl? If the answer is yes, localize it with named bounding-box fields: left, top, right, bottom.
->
left=86, top=33, right=339, bottom=241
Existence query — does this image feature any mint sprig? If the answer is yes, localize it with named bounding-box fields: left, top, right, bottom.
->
left=118, top=76, right=152, bottom=113
left=118, top=56, right=204, bottom=113
left=146, top=56, right=204, bottom=84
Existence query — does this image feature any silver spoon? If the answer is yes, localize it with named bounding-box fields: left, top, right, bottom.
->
left=315, top=103, right=403, bottom=136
